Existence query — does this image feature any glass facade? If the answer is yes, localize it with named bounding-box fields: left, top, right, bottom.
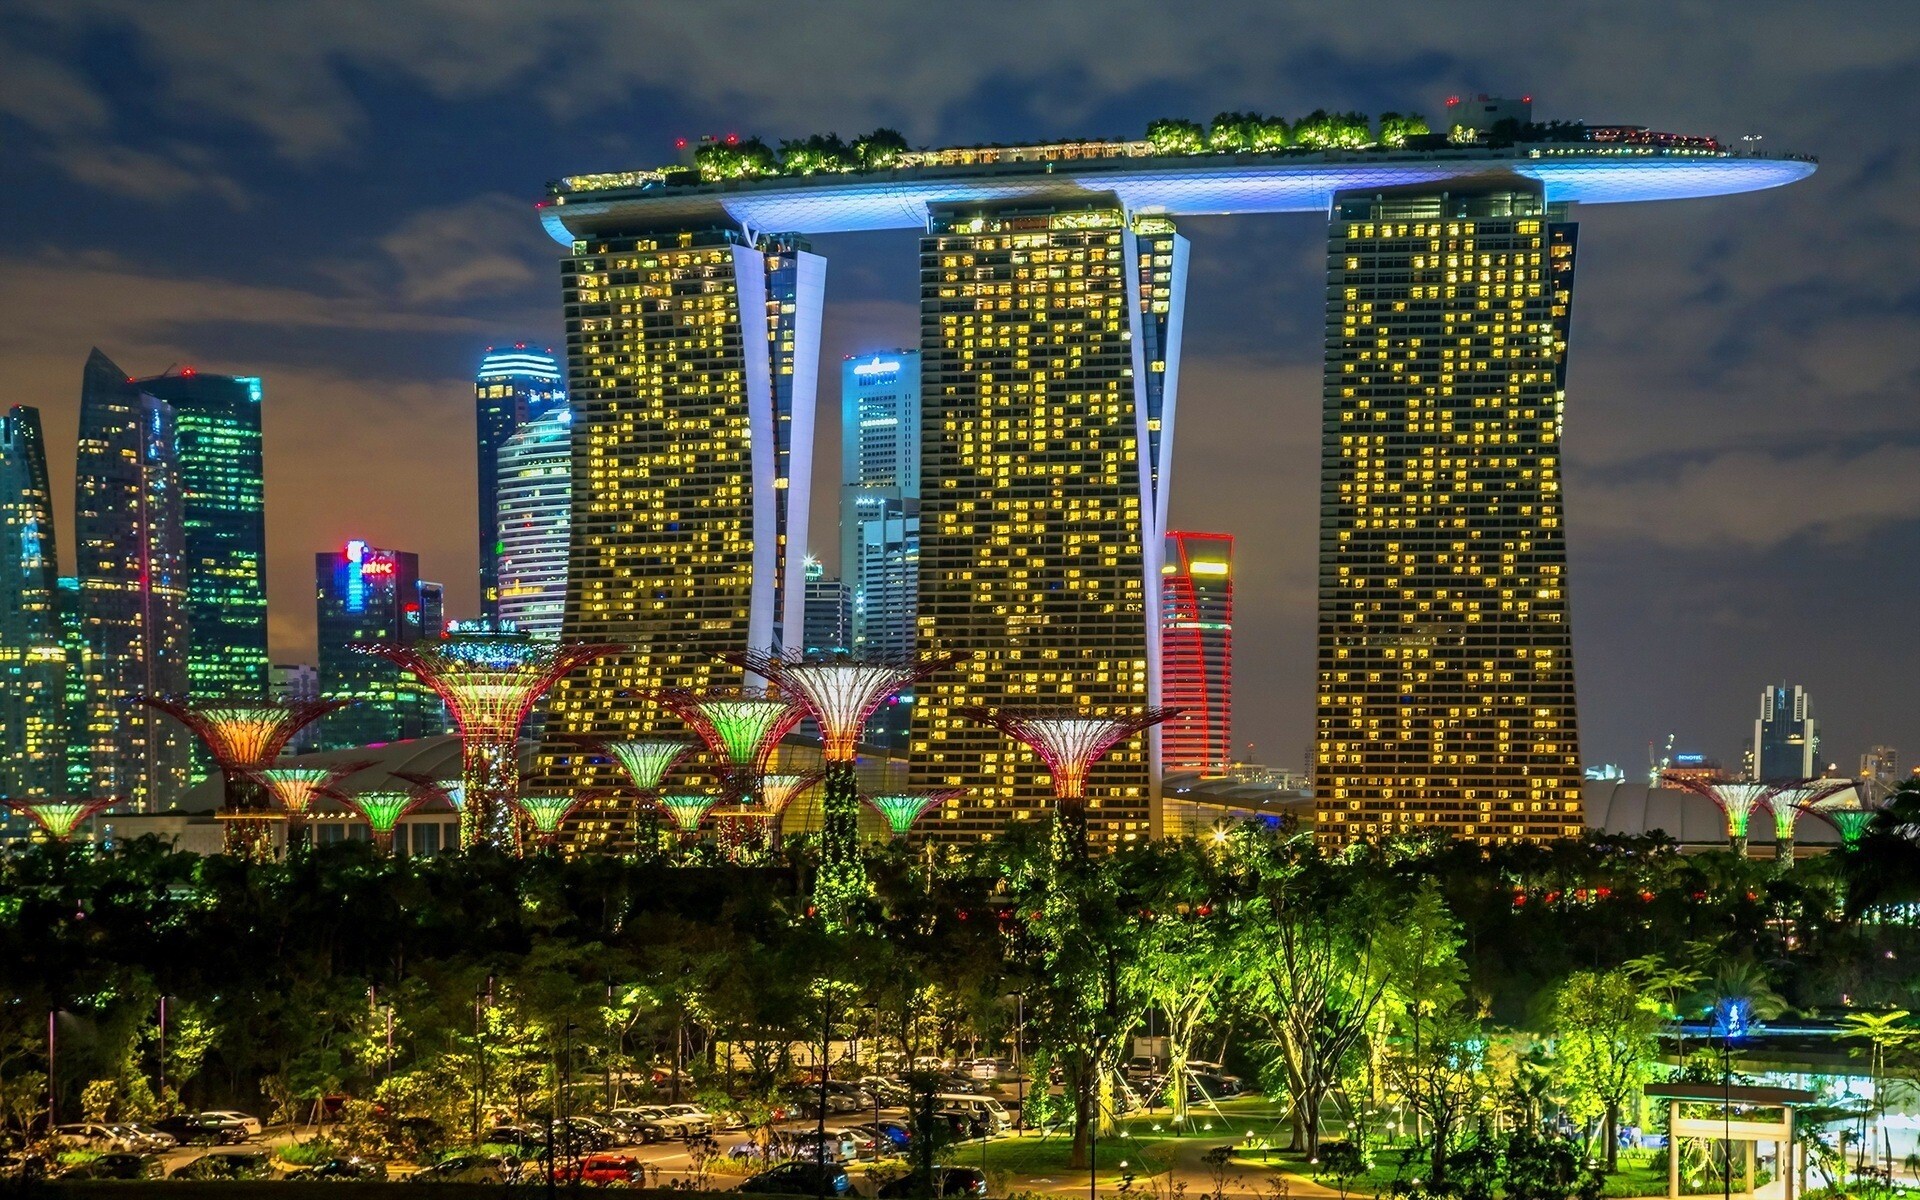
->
left=75, top=348, right=191, bottom=808
left=908, top=201, right=1184, bottom=847
left=1754, top=683, right=1817, bottom=779
left=315, top=541, right=445, bottom=747
left=537, top=227, right=823, bottom=793
left=0, top=406, right=66, bottom=797
left=494, top=405, right=572, bottom=638
left=475, top=347, right=565, bottom=621
left=1160, top=531, right=1233, bottom=774
left=1314, top=183, right=1583, bottom=844
left=839, top=351, right=922, bottom=659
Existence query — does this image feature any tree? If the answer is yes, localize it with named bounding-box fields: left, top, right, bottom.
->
left=1549, top=969, right=1661, bottom=1171
left=1841, top=1010, right=1915, bottom=1181
left=694, top=136, right=777, bottom=180
left=1376, top=882, right=1478, bottom=1182
left=852, top=128, right=909, bottom=170
left=1145, top=118, right=1205, bottom=155
left=1378, top=112, right=1431, bottom=148
left=1119, top=841, right=1231, bottom=1126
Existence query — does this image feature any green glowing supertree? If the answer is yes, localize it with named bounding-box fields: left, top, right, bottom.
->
left=1662, top=774, right=1781, bottom=858
left=1812, top=792, right=1885, bottom=850
left=252, top=761, right=372, bottom=851
left=959, top=705, right=1175, bottom=860
left=567, top=736, right=694, bottom=856
left=1763, top=779, right=1856, bottom=862
left=339, top=773, right=451, bottom=854
left=658, top=689, right=803, bottom=804
left=864, top=788, right=965, bottom=838
left=2, top=797, right=115, bottom=842
left=657, top=793, right=720, bottom=838
left=356, top=628, right=619, bottom=853
left=516, top=791, right=593, bottom=851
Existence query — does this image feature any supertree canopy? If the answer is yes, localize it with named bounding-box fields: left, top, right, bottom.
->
left=959, top=705, right=1176, bottom=859
left=253, top=761, right=372, bottom=850
left=338, top=774, right=452, bottom=854
left=1662, top=774, right=1783, bottom=857
left=657, top=793, right=720, bottom=835
left=865, top=788, right=965, bottom=838
left=3, top=797, right=115, bottom=842
left=565, top=736, right=696, bottom=856
left=1813, top=792, right=1884, bottom=850
left=355, top=628, right=619, bottom=853
left=139, top=694, right=347, bottom=858
left=658, top=689, right=803, bottom=801
left=1764, top=779, right=1857, bottom=861
left=516, top=791, right=593, bottom=849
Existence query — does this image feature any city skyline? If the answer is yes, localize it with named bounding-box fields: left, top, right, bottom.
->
left=0, top=3, right=1913, bottom=779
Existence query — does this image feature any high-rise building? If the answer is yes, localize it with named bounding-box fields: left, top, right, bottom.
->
left=0, top=406, right=67, bottom=797
left=494, top=404, right=572, bottom=638
left=840, top=351, right=922, bottom=659
left=909, top=201, right=1186, bottom=846
left=475, top=346, right=565, bottom=621
left=537, top=227, right=824, bottom=773
left=1754, top=683, right=1818, bottom=779
left=1161, top=531, right=1233, bottom=775
left=801, top=559, right=852, bottom=656
left=315, top=541, right=444, bottom=747
left=269, top=663, right=322, bottom=752
left=1314, top=183, right=1584, bottom=844
left=1859, top=745, right=1900, bottom=801
left=56, top=577, right=89, bottom=793
left=134, top=370, right=269, bottom=702
left=75, top=348, right=191, bottom=808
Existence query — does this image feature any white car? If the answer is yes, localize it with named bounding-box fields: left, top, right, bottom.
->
left=50, top=1124, right=142, bottom=1152
left=198, top=1111, right=263, bottom=1137
left=657, top=1104, right=712, bottom=1135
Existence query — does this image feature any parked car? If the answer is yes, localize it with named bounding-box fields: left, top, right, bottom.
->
left=656, top=1103, right=714, bottom=1135
left=483, top=1122, right=547, bottom=1150
left=1123, top=1056, right=1160, bottom=1083
left=120, top=1123, right=177, bottom=1153
left=877, top=1166, right=990, bottom=1198
left=564, top=1153, right=645, bottom=1186
left=58, top=1152, right=165, bottom=1180
left=849, top=1120, right=910, bottom=1153
left=856, top=1076, right=910, bottom=1106
left=963, top=1058, right=1002, bottom=1080
left=788, top=1129, right=860, bottom=1163
left=288, top=1155, right=388, bottom=1180
left=50, top=1123, right=143, bottom=1153
left=727, top=1134, right=791, bottom=1163
left=171, top=1150, right=277, bottom=1180
left=609, top=1106, right=687, bottom=1143
left=740, top=1161, right=852, bottom=1195
left=553, top=1116, right=616, bottom=1152
left=199, top=1109, right=264, bottom=1137
left=151, top=1112, right=251, bottom=1145
left=411, top=1153, right=514, bottom=1184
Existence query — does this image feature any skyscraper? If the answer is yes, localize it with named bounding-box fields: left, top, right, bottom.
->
left=494, top=404, right=572, bottom=638
left=1754, top=683, right=1818, bottom=779
left=270, top=663, right=322, bottom=752
left=475, top=345, right=565, bottom=621
left=538, top=227, right=824, bottom=774
left=75, top=348, right=191, bottom=808
left=57, top=577, right=89, bottom=793
left=801, top=559, right=853, bottom=655
left=840, top=351, right=921, bottom=658
left=1161, top=531, right=1233, bottom=775
left=134, top=370, right=269, bottom=701
left=909, top=201, right=1186, bottom=846
left=1314, top=183, right=1584, bottom=844
left=0, top=406, right=67, bottom=797
left=315, top=541, right=444, bottom=747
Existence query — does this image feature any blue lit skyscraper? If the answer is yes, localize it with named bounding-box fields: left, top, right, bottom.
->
left=0, top=405, right=67, bottom=797
left=475, top=346, right=565, bottom=621
left=495, top=405, right=572, bottom=638
left=1755, top=683, right=1818, bottom=779
left=839, top=351, right=921, bottom=660
left=315, top=541, right=445, bottom=747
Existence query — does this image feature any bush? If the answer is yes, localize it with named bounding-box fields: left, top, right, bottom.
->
left=276, top=1138, right=341, bottom=1166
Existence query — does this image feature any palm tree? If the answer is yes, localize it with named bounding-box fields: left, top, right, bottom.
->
left=1840, top=1010, right=1916, bottom=1181
left=1625, top=954, right=1706, bottom=1063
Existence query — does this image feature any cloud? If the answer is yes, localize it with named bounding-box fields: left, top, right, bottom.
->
left=56, top=144, right=251, bottom=208
left=1576, top=444, right=1920, bottom=551
left=379, top=193, right=547, bottom=305
left=0, top=51, right=110, bottom=136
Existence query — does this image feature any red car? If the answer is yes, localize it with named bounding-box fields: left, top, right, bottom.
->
left=565, top=1154, right=645, bottom=1186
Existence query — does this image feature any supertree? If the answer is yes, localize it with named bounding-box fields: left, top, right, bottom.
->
left=760, top=770, right=823, bottom=841
left=2, top=797, right=115, bottom=842
left=338, top=774, right=452, bottom=854
left=355, top=628, right=619, bottom=852
left=1763, top=779, right=1857, bottom=862
left=139, top=695, right=347, bottom=858
left=1812, top=791, right=1886, bottom=850
left=251, top=762, right=372, bottom=851
left=710, top=806, right=778, bottom=862
left=567, top=736, right=695, bottom=855
left=864, top=788, right=965, bottom=839
left=515, top=791, right=596, bottom=853
left=657, top=793, right=721, bottom=839
left=723, top=652, right=959, bottom=920
left=1662, top=774, right=1783, bottom=858
left=959, top=705, right=1176, bottom=859
left=658, top=688, right=805, bottom=804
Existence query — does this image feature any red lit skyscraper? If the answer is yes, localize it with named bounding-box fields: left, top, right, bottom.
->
left=1160, top=531, right=1232, bottom=774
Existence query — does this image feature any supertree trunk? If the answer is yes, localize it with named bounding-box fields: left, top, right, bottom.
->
left=464, top=739, right=522, bottom=853
left=1730, top=833, right=1748, bottom=859
left=814, top=759, right=866, bottom=928
left=1776, top=835, right=1794, bottom=863
left=220, top=771, right=278, bottom=860
left=1052, top=798, right=1090, bottom=862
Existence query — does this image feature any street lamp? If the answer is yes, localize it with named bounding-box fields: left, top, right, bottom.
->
left=1711, top=997, right=1754, bottom=1200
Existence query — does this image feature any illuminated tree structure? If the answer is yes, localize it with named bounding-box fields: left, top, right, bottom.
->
left=338, top=774, right=453, bottom=855
left=1661, top=774, right=1781, bottom=858
left=865, top=788, right=965, bottom=839
left=356, top=629, right=619, bottom=853
left=139, top=695, right=346, bottom=859
left=761, top=770, right=823, bottom=841
left=567, top=736, right=695, bottom=855
left=2, top=797, right=114, bottom=842
left=1812, top=792, right=1885, bottom=851
left=658, top=689, right=804, bottom=804
left=1763, top=779, right=1856, bottom=862
left=516, top=791, right=595, bottom=853
left=724, top=652, right=959, bottom=920
left=252, top=762, right=372, bottom=851
left=959, top=706, right=1176, bottom=859
left=657, top=793, right=721, bottom=841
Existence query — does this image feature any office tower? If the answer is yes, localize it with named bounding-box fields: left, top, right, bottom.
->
left=910, top=201, right=1187, bottom=846
left=475, top=345, right=565, bottom=620
left=270, top=663, right=322, bottom=752
left=1314, top=182, right=1584, bottom=844
left=538, top=227, right=825, bottom=771
left=840, top=351, right=922, bottom=658
left=135, top=370, right=269, bottom=701
left=1161, top=531, right=1233, bottom=774
left=75, top=348, right=191, bottom=808
left=1754, top=683, right=1818, bottom=779
left=1859, top=745, right=1900, bottom=802
left=494, top=404, right=572, bottom=638
left=0, top=406, right=66, bottom=796
left=801, top=559, right=852, bottom=655
left=56, top=577, right=89, bottom=793
left=315, top=541, right=444, bottom=747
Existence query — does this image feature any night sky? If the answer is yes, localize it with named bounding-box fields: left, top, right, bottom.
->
left=3, top=1, right=1915, bottom=778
